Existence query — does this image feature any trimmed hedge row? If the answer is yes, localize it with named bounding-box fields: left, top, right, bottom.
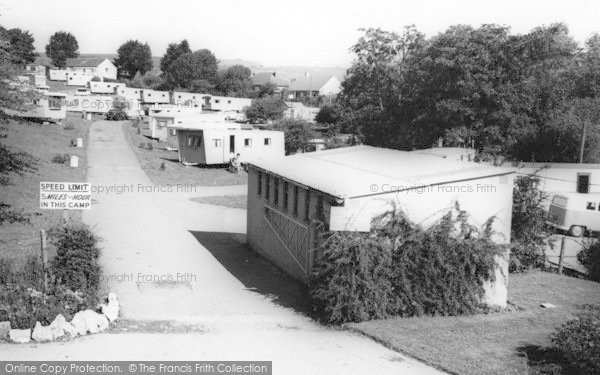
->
left=310, top=205, right=505, bottom=324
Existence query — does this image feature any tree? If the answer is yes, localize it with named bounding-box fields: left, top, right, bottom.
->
left=114, top=40, right=153, bottom=79
left=0, top=34, right=38, bottom=224
left=315, top=104, right=342, bottom=125
left=272, top=118, right=317, bottom=154
left=0, top=27, right=36, bottom=65
left=244, top=95, right=286, bottom=123
left=215, top=64, right=252, bottom=97
left=160, top=40, right=191, bottom=73
left=45, top=31, right=79, bottom=67
left=166, top=49, right=218, bottom=89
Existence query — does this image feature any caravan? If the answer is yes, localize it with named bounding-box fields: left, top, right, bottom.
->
left=547, top=192, right=600, bottom=236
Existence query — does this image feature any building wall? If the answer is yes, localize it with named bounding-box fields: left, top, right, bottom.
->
left=209, top=96, right=252, bottom=112
left=517, top=164, right=600, bottom=195
left=49, top=69, right=68, bottom=81
left=142, top=89, right=170, bottom=104
left=318, top=76, right=342, bottom=96
left=96, top=59, right=117, bottom=80
left=89, top=81, right=124, bottom=94
left=247, top=167, right=335, bottom=282
left=172, top=92, right=207, bottom=108
left=65, top=72, right=93, bottom=86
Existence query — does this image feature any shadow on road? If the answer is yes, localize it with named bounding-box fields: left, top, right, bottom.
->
left=189, top=231, right=312, bottom=315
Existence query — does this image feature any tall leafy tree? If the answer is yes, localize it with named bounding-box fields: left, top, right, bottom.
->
left=0, top=27, right=36, bottom=65
left=45, top=31, right=79, bottom=67
left=215, top=64, right=252, bottom=97
left=166, top=49, right=218, bottom=90
left=160, top=40, right=191, bottom=73
left=114, top=40, right=153, bottom=78
left=244, top=95, right=286, bottom=122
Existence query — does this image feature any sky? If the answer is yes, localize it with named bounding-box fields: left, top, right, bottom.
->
left=0, top=0, right=599, bottom=67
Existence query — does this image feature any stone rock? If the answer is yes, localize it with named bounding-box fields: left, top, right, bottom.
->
left=101, top=293, right=119, bottom=322
left=541, top=303, right=557, bottom=309
left=71, top=310, right=110, bottom=335
left=9, top=329, right=31, bottom=343
left=49, top=314, right=75, bottom=340
left=32, top=322, right=53, bottom=342
left=0, top=321, right=10, bottom=338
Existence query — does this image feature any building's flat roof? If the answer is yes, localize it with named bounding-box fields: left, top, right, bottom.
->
left=249, top=145, right=515, bottom=199
left=517, top=162, right=600, bottom=170
left=65, top=58, right=108, bottom=68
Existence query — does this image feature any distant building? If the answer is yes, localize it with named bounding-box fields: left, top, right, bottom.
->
left=286, top=75, right=341, bottom=101
left=24, top=64, right=45, bottom=74
left=516, top=163, right=600, bottom=195
left=208, top=96, right=252, bottom=112
left=251, top=72, right=291, bottom=94
left=246, top=146, right=515, bottom=308
left=65, top=58, right=117, bottom=80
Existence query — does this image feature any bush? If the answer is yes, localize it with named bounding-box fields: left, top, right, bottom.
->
left=551, top=305, right=600, bottom=373
left=105, top=109, right=128, bottom=121
left=510, top=174, right=552, bottom=272
left=0, top=256, right=42, bottom=288
left=49, top=223, right=101, bottom=295
left=146, top=142, right=153, bottom=150
left=51, top=153, right=69, bottom=164
left=0, top=284, right=89, bottom=329
left=578, top=240, right=600, bottom=282
left=310, top=204, right=504, bottom=324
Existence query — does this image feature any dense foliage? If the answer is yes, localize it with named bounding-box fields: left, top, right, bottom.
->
left=551, top=305, right=600, bottom=373
left=339, top=25, right=600, bottom=162
left=310, top=205, right=504, bottom=324
left=272, top=118, right=316, bottom=154
left=244, top=95, right=286, bottom=123
left=164, top=49, right=218, bottom=90
left=160, top=39, right=191, bottom=74
left=50, top=223, right=101, bottom=294
left=114, top=40, right=153, bottom=78
left=0, top=26, right=36, bottom=65
left=510, top=174, right=553, bottom=272
left=45, top=31, right=79, bottom=67
left=215, top=64, right=253, bottom=97
left=578, top=240, right=600, bottom=282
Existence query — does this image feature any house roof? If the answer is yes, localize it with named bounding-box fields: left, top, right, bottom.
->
left=65, top=58, right=108, bottom=68
left=287, top=75, right=337, bottom=92
left=249, top=145, right=515, bottom=199
left=251, top=72, right=291, bottom=87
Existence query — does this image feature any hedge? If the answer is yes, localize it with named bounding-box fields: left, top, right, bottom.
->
left=310, top=204, right=505, bottom=324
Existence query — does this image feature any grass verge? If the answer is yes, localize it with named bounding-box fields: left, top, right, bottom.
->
left=347, top=271, right=600, bottom=375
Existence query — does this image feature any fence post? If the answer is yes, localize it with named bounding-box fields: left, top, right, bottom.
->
left=40, top=229, right=48, bottom=293
left=558, top=236, right=566, bottom=275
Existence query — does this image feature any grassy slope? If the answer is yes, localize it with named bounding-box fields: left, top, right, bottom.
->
left=348, top=271, right=600, bottom=375
left=0, top=113, right=95, bottom=262
left=122, top=120, right=248, bottom=187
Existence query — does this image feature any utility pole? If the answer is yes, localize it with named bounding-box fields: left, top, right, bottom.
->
left=579, top=120, right=587, bottom=163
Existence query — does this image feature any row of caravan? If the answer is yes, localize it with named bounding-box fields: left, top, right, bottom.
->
left=147, top=108, right=285, bottom=166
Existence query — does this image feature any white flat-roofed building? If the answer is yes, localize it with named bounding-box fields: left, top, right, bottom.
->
left=246, top=145, right=516, bottom=308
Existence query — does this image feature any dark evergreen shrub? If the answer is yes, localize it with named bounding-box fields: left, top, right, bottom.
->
left=551, top=305, right=600, bottom=373
left=50, top=223, right=101, bottom=295
left=578, top=240, right=600, bottom=282
left=311, top=234, right=395, bottom=324
left=310, top=204, right=504, bottom=324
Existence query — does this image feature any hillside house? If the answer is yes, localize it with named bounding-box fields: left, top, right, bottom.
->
left=246, top=146, right=516, bottom=308
left=251, top=72, right=291, bottom=95
left=177, top=128, right=284, bottom=166
left=65, top=58, right=117, bottom=80
left=286, top=75, right=341, bottom=101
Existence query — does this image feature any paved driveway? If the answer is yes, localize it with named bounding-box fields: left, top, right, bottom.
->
left=0, top=121, right=443, bottom=375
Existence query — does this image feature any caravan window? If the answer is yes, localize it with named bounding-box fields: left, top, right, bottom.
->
left=48, top=97, right=63, bottom=109
left=244, top=139, right=252, bottom=147
left=170, top=129, right=177, bottom=136
left=194, top=136, right=202, bottom=148
left=264, top=138, right=271, bottom=145
left=213, top=139, right=222, bottom=147
left=187, top=136, right=193, bottom=147
left=587, top=202, right=597, bottom=211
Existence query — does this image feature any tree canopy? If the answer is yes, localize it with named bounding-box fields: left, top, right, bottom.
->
left=114, top=40, right=153, bottom=78
left=45, top=31, right=79, bottom=67
left=244, top=95, right=286, bottom=123
left=160, top=40, right=191, bottom=73
left=165, top=49, right=218, bottom=90
left=339, top=24, right=600, bottom=162
left=215, top=64, right=252, bottom=97
left=0, top=26, right=36, bottom=65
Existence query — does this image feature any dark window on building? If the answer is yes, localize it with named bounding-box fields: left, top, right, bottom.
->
left=264, top=138, right=271, bottom=145
left=265, top=174, right=270, bottom=201
left=257, top=171, right=262, bottom=196
left=244, top=138, right=252, bottom=147
left=293, top=186, right=299, bottom=217
left=273, top=178, right=279, bottom=206
left=577, top=173, right=590, bottom=193
left=304, top=189, right=310, bottom=222
left=283, top=182, right=289, bottom=211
